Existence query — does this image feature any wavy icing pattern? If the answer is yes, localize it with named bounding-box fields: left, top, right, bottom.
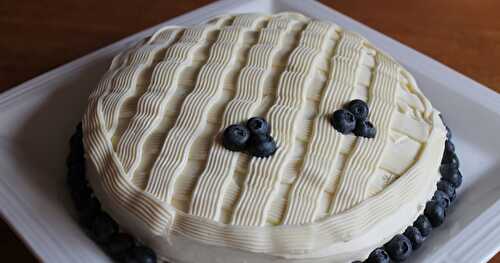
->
left=115, top=17, right=233, bottom=178
left=83, top=13, right=447, bottom=262
left=230, top=20, right=339, bottom=226
left=145, top=14, right=269, bottom=202
left=189, top=15, right=309, bottom=220
left=330, top=54, right=401, bottom=214
left=282, top=32, right=368, bottom=225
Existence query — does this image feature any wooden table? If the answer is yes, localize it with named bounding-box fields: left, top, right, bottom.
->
left=0, top=0, right=498, bottom=262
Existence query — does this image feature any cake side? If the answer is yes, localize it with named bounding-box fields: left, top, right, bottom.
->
left=83, top=12, right=447, bottom=263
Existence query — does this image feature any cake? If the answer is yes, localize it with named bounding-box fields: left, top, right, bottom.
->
left=66, top=12, right=463, bottom=263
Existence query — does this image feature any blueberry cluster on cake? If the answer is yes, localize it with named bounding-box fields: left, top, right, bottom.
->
left=67, top=12, right=463, bottom=263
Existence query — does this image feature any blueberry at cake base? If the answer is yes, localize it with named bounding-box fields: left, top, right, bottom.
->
left=67, top=12, right=463, bottom=263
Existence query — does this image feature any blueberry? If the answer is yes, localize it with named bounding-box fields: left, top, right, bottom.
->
left=347, top=99, right=369, bottom=120
left=413, top=215, right=432, bottom=237
left=70, top=185, right=93, bottom=211
left=384, top=234, right=412, bottom=262
left=442, top=145, right=457, bottom=168
left=365, top=247, right=390, bottom=263
left=440, top=152, right=459, bottom=175
left=444, top=140, right=455, bottom=154
left=437, top=180, right=456, bottom=202
left=91, top=212, right=119, bottom=243
left=442, top=169, right=463, bottom=188
left=403, top=226, right=425, bottom=250
left=439, top=166, right=455, bottom=180
left=248, top=134, right=277, bottom=158
left=246, top=117, right=270, bottom=135
left=67, top=162, right=87, bottom=191
left=66, top=148, right=84, bottom=167
left=441, top=151, right=459, bottom=166
left=70, top=128, right=84, bottom=156
left=78, top=197, right=101, bottom=229
left=354, top=120, right=376, bottom=138
left=424, top=201, right=446, bottom=227
left=106, top=233, right=135, bottom=258
left=432, top=190, right=451, bottom=209
left=70, top=125, right=83, bottom=145
left=222, top=124, right=250, bottom=151
left=331, top=109, right=356, bottom=134
left=122, top=246, right=157, bottom=263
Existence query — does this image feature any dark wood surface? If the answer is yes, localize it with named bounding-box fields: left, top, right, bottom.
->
left=0, top=0, right=498, bottom=262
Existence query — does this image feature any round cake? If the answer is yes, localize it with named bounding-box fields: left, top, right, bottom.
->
left=79, top=12, right=453, bottom=262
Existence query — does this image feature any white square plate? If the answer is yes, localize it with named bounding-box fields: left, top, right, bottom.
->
left=1, top=0, right=499, bottom=262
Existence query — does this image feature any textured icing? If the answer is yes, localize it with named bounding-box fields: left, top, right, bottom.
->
left=83, top=12, right=447, bottom=263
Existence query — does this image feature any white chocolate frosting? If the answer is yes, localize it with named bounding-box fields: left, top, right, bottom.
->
left=83, top=12, right=447, bottom=263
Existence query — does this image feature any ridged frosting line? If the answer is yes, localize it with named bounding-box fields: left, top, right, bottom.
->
left=115, top=17, right=232, bottom=176
left=111, top=28, right=187, bottom=148
left=100, top=29, right=183, bottom=136
left=144, top=14, right=269, bottom=202
left=188, top=16, right=307, bottom=220
left=330, top=54, right=400, bottom=214
left=282, top=32, right=367, bottom=225
left=230, top=21, right=338, bottom=226
left=109, top=39, right=148, bottom=71
left=83, top=42, right=178, bottom=236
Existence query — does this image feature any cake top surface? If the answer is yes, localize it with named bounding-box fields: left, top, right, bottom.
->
left=83, top=12, right=446, bottom=262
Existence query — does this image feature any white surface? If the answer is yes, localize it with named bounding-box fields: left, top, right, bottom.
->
left=0, top=0, right=498, bottom=262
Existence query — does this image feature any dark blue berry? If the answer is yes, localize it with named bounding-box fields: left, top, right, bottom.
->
left=70, top=125, right=83, bottom=145
left=442, top=147, right=456, bottom=169
left=440, top=153, right=459, bottom=176
left=222, top=124, right=250, bottom=151
left=70, top=185, right=93, bottom=211
left=403, top=226, right=425, bottom=250
left=444, top=140, right=455, bottom=153
left=442, top=169, right=462, bottom=188
left=106, top=233, right=135, bottom=258
left=66, top=148, right=84, bottom=167
left=331, top=109, right=356, bottom=134
left=70, top=131, right=84, bottom=157
left=91, top=212, right=119, bottom=243
left=384, top=234, right=412, bottom=262
left=365, top=248, right=390, bottom=263
left=67, top=162, right=87, bottom=191
left=446, top=126, right=452, bottom=139
left=437, top=180, right=456, bottom=202
left=441, top=152, right=459, bottom=167
left=347, top=99, right=369, bottom=120
left=70, top=133, right=83, bottom=148
left=354, top=120, right=376, bottom=138
left=432, top=190, right=451, bottom=209
left=122, top=246, right=157, bottom=263
left=413, top=215, right=432, bottom=237
left=424, top=201, right=446, bottom=227
left=79, top=197, right=101, bottom=229
left=246, top=117, right=270, bottom=135
left=248, top=134, right=277, bottom=158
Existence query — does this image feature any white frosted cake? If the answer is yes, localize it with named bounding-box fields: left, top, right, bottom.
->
left=78, top=12, right=456, bottom=263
